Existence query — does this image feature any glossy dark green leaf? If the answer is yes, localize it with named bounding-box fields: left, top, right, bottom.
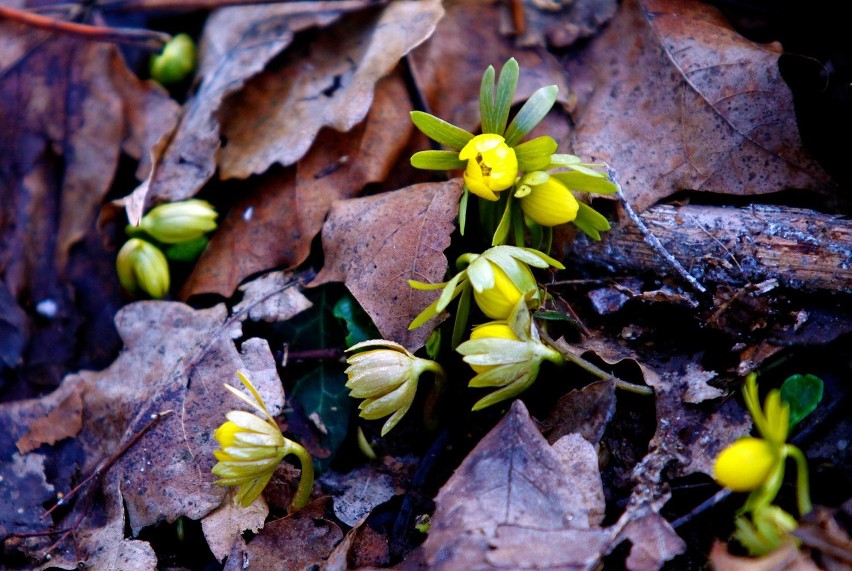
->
left=333, top=295, right=380, bottom=348
left=291, top=362, right=351, bottom=471
left=780, top=374, right=824, bottom=428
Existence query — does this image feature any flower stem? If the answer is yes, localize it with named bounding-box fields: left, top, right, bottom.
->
left=784, top=444, right=812, bottom=516
left=286, top=443, right=315, bottom=512
left=422, top=362, right=447, bottom=431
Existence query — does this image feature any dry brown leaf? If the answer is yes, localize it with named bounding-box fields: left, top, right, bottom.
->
left=123, top=6, right=343, bottom=223
left=0, top=453, right=54, bottom=540
left=409, top=0, right=571, bottom=133
left=621, top=512, right=686, bottom=571
left=421, top=400, right=610, bottom=570
left=0, top=274, right=310, bottom=564
left=239, top=497, right=344, bottom=570
left=312, top=179, right=463, bottom=350
left=552, top=434, right=607, bottom=527
left=502, top=0, right=618, bottom=49
left=181, top=72, right=412, bottom=298
left=709, top=541, right=819, bottom=571
left=322, top=465, right=399, bottom=527
left=217, top=0, right=443, bottom=179
left=542, top=380, right=616, bottom=446
left=232, top=271, right=314, bottom=323
left=572, top=0, right=835, bottom=211
left=202, top=489, right=268, bottom=563
left=16, top=388, right=83, bottom=454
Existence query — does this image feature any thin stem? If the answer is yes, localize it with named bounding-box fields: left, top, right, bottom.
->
left=539, top=330, right=654, bottom=396
left=284, top=348, right=343, bottom=362
left=784, top=444, right=812, bottom=516
left=421, top=362, right=447, bottom=431
left=0, top=5, right=170, bottom=50
left=286, top=443, right=315, bottom=512
left=610, top=170, right=707, bottom=295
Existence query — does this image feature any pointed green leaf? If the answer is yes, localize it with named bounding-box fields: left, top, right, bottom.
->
left=492, top=195, right=513, bottom=246
left=408, top=279, right=449, bottom=291
left=480, top=65, right=498, bottom=134
left=551, top=172, right=617, bottom=194
left=411, top=150, right=466, bottom=171
left=410, top=111, right=474, bottom=151
left=570, top=164, right=607, bottom=177
left=503, top=85, right=558, bottom=146
left=451, top=285, right=472, bottom=349
left=493, top=58, right=519, bottom=136
left=458, top=187, right=469, bottom=236
left=780, top=374, right=824, bottom=428
left=573, top=202, right=611, bottom=241
left=548, top=154, right=582, bottom=167
left=514, top=136, right=558, bottom=171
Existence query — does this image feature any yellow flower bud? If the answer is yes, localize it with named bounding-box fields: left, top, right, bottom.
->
left=516, top=173, right=579, bottom=227
left=213, top=372, right=314, bottom=510
left=468, top=322, right=519, bottom=373
left=714, top=437, right=778, bottom=492
left=345, top=340, right=445, bottom=436
left=459, top=134, right=518, bottom=201
left=472, top=262, right=534, bottom=320
left=150, top=33, right=197, bottom=85
left=116, top=238, right=170, bottom=299
left=139, top=199, right=218, bottom=244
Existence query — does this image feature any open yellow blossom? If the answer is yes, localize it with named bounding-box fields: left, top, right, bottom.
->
left=515, top=173, right=579, bottom=227
left=459, top=134, right=518, bottom=201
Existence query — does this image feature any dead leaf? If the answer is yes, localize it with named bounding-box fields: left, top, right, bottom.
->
left=0, top=453, right=54, bottom=540
left=123, top=5, right=344, bottom=223
left=552, top=434, right=607, bottom=527
left=217, top=0, right=443, bottom=178
left=232, top=271, right=314, bottom=323
left=409, top=0, right=571, bottom=133
left=240, top=497, right=344, bottom=570
left=312, top=179, right=463, bottom=350
left=709, top=541, right=819, bottom=571
left=181, top=72, right=412, bottom=298
left=201, top=489, right=268, bottom=563
left=322, top=465, right=399, bottom=527
left=794, top=503, right=852, bottom=569
left=572, top=0, right=835, bottom=211
left=16, top=388, right=83, bottom=454
left=0, top=273, right=310, bottom=564
left=620, top=512, right=686, bottom=571
left=502, top=0, right=618, bottom=49
left=421, top=400, right=610, bottom=570
left=542, top=380, right=616, bottom=446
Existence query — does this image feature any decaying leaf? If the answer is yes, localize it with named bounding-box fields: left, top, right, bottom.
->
left=501, top=0, right=618, bottom=49
left=620, top=512, right=686, bottom=571
left=16, top=388, right=83, bottom=454
left=232, top=271, right=314, bottom=323
left=201, top=489, right=268, bottom=563
left=312, top=179, right=463, bottom=350
left=322, top=465, right=399, bottom=527
left=421, top=400, right=610, bottom=569
left=181, top=73, right=412, bottom=298
left=0, top=453, right=54, bottom=539
left=542, top=380, right=616, bottom=446
left=217, top=0, right=443, bottom=178
left=0, top=275, right=310, bottom=564
left=572, top=0, right=835, bottom=211
left=123, top=5, right=345, bottom=223
left=709, top=541, right=819, bottom=571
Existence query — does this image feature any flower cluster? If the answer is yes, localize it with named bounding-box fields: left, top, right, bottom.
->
left=212, top=372, right=314, bottom=511
left=713, top=373, right=821, bottom=556
left=117, top=199, right=217, bottom=298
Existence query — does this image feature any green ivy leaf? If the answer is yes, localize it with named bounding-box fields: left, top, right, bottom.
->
left=410, top=111, right=474, bottom=150
left=411, top=150, right=466, bottom=170
left=503, top=85, right=558, bottom=147
left=780, top=374, right=824, bottom=428
left=333, top=295, right=380, bottom=347
left=291, top=362, right=351, bottom=471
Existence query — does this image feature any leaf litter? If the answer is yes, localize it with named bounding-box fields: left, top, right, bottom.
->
left=0, top=0, right=850, bottom=568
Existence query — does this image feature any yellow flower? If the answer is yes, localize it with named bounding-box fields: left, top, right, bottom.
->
left=212, top=372, right=314, bottom=510
left=139, top=199, right=218, bottom=244
left=515, top=172, right=579, bottom=227
left=468, top=322, right=520, bottom=373
left=459, top=134, right=518, bottom=201
left=345, top=340, right=445, bottom=436
left=472, top=261, right=535, bottom=320
left=714, top=437, right=778, bottom=492
left=116, top=238, right=170, bottom=299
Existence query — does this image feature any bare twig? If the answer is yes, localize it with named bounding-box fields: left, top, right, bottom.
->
left=0, top=4, right=170, bottom=50
left=100, top=0, right=384, bottom=13
left=609, top=170, right=708, bottom=295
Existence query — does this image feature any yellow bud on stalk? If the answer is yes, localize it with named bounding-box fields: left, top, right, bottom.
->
left=139, top=199, right=218, bottom=244
left=714, top=437, right=778, bottom=492
left=515, top=173, right=580, bottom=227
left=116, top=238, right=170, bottom=299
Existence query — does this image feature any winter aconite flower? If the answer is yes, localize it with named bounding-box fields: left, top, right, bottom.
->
left=408, top=246, right=563, bottom=346
left=457, top=299, right=563, bottom=410
left=714, top=437, right=778, bottom=492
left=345, top=340, right=446, bottom=436
left=514, top=172, right=579, bottom=227
left=139, top=199, right=218, bottom=244
left=116, top=238, right=170, bottom=299
left=212, top=372, right=314, bottom=511
left=459, top=134, right=517, bottom=200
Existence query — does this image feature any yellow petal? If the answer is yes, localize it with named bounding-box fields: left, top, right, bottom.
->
left=214, top=421, right=240, bottom=449
left=468, top=322, right=519, bottom=373
left=464, top=161, right=498, bottom=200
left=714, top=437, right=778, bottom=491
left=472, top=264, right=524, bottom=320
left=520, top=178, right=579, bottom=226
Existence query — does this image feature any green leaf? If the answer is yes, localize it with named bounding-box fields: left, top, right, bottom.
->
left=333, top=294, right=380, bottom=347
left=573, top=202, right=611, bottom=241
left=411, top=150, right=466, bottom=171
left=492, top=195, right=513, bottom=246
left=164, top=236, right=208, bottom=262
left=451, top=285, right=472, bottom=349
left=503, top=85, right=558, bottom=147
left=551, top=172, right=617, bottom=194
left=780, top=374, right=824, bottom=428
left=479, top=65, right=497, bottom=134
left=548, top=154, right=582, bottom=166
left=291, top=363, right=351, bottom=471
left=514, top=136, right=558, bottom=171
left=410, top=111, right=474, bottom=151
left=458, top=187, right=469, bottom=236
left=493, top=58, right=519, bottom=136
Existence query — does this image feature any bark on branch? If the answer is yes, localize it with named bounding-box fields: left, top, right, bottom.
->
left=565, top=203, right=852, bottom=293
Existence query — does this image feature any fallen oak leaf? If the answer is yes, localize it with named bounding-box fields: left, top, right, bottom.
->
left=311, top=179, right=463, bottom=351
left=217, top=0, right=443, bottom=178
left=571, top=0, right=835, bottom=211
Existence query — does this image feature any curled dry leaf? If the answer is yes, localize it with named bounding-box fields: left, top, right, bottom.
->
left=620, top=512, right=686, bottom=571
left=202, top=489, right=268, bottom=563
left=542, top=380, right=616, bottom=447
left=123, top=5, right=344, bottom=223
left=312, top=179, right=463, bottom=350
left=181, top=72, right=412, bottom=298
left=572, top=0, right=835, bottom=211
left=217, top=0, right=443, bottom=178
left=0, top=273, right=310, bottom=565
